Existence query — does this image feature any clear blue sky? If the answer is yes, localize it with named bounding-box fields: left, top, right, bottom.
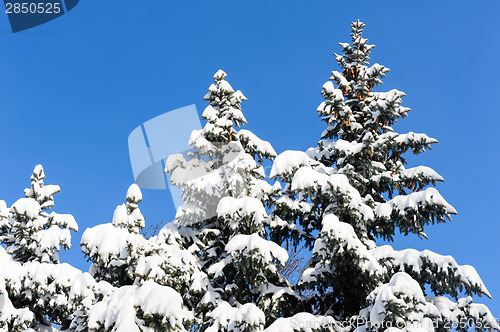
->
left=0, top=0, right=498, bottom=316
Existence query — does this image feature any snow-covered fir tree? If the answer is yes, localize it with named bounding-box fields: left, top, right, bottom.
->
left=79, top=184, right=201, bottom=331
left=165, top=70, right=303, bottom=331
left=0, top=165, right=96, bottom=331
left=81, top=184, right=147, bottom=286
left=269, top=20, right=498, bottom=331
left=0, top=164, right=78, bottom=263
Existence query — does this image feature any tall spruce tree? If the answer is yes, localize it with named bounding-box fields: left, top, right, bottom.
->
left=270, top=20, right=498, bottom=330
left=166, top=70, right=301, bottom=331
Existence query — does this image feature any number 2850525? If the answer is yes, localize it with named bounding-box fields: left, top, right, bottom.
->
left=5, top=2, right=62, bottom=14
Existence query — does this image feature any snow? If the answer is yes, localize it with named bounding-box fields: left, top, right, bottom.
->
left=0, top=278, right=34, bottom=330
left=370, top=89, right=407, bottom=112
left=134, top=239, right=202, bottom=290
left=207, top=257, right=231, bottom=278
left=174, top=203, right=207, bottom=224
left=227, top=107, right=247, bottom=125
left=87, top=281, right=192, bottom=332
left=457, top=265, right=492, bottom=298
left=330, top=70, right=349, bottom=87
left=264, top=312, right=336, bottom=332
left=187, top=128, right=215, bottom=154
left=49, top=212, right=78, bottom=232
left=388, top=187, right=457, bottom=215
left=258, top=284, right=299, bottom=303
left=322, top=81, right=335, bottom=95
left=164, top=153, right=185, bottom=174
left=226, top=233, right=288, bottom=265
left=0, top=245, right=108, bottom=330
left=394, top=132, right=438, bottom=146
left=213, top=69, right=228, bottom=80
left=426, top=295, right=498, bottom=325
left=276, top=196, right=311, bottom=215
left=81, top=223, right=145, bottom=264
left=307, top=215, right=492, bottom=301
left=333, top=139, right=364, bottom=156
left=0, top=200, right=8, bottom=219
left=365, top=272, right=429, bottom=330
left=269, top=215, right=303, bottom=234
left=290, top=167, right=329, bottom=192
left=298, top=267, right=316, bottom=284
left=369, top=245, right=492, bottom=298
left=238, top=129, right=276, bottom=158
left=219, top=80, right=234, bottom=93
left=22, top=165, right=62, bottom=211
left=270, top=151, right=317, bottom=179
left=250, top=181, right=280, bottom=202
left=233, top=90, right=248, bottom=102
left=313, top=214, right=383, bottom=276
left=206, top=301, right=265, bottom=332
left=374, top=203, right=392, bottom=218
left=202, top=105, right=218, bottom=121
left=39, top=185, right=61, bottom=199
left=364, top=284, right=500, bottom=332
left=34, top=226, right=71, bottom=258
left=32, top=164, right=45, bottom=179
left=217, top=196, right=267, bottom=229
left=291, top=169, right=366, bottom=210
left=200, top=286, right=221, bottom=306
left=24, top=184, right=61, bottom=207
left=112, top=203, right=145, bottom=231
left=126, top=183, right=142, bottom=204
left=321, top=82, right=344, bottom=102
left=11, top=198, right=40, bottom=220
left=375, top=188, right=457, bottom=221
left=402, top=166, right=444, bottom=182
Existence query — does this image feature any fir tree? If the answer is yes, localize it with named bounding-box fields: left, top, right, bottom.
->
left=271, top=20, right=498, bottom=330
left=166, top=70, right=299, bottom=330
left=81, top=183, right=147, bottom=286
left=80, top=184, right=202, bottom=331
left=0, top=164, right=78, bottom=264
left=0, top=165, right=95, bottom=330
left=81, top=183, right=200, bottom=293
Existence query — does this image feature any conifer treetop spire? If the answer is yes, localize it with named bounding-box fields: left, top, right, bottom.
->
left=213, top=69, right=227, bottom=80
left=202, top=69, right=248, bottom=143
left=126, top=183, right=142, bottom=205
left=112, top=184, right=145, bottom=234
left=342, top=19, right=374, bottom=68
left=24, top=164, right=61, bottom=210
left=32, top=164, right=45, bottom=181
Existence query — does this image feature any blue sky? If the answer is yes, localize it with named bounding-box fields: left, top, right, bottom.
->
left=0, top=0, right=498, bottom=316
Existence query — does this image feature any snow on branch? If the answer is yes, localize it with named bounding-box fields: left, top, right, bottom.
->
left=87, top=281, right=193, bottom=331
left=226, top=233, right=289, bottom=266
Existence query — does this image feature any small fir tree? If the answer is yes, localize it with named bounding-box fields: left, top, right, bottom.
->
left=0, top=164, right=78, bottom=264
left=80, top=184, right=202, bottom=331
left=0, top=165, right=93, bottom=331
left=81, top=184, right=147, bottom=286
